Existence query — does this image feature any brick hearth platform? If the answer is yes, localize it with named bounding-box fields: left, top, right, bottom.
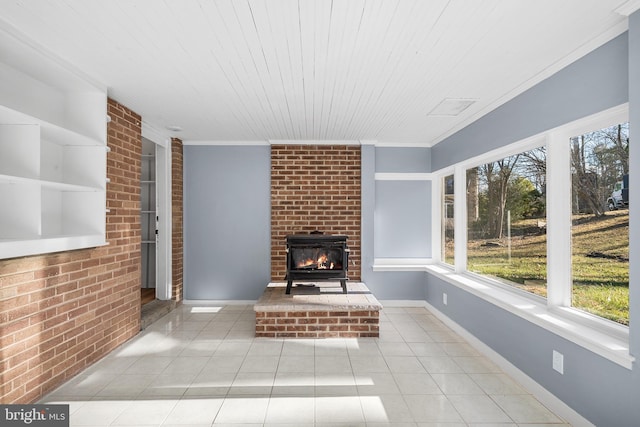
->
left=254, top=282, right=382, bottom=338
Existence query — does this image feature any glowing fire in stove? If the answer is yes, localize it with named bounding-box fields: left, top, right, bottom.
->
left=297, top=253, right=335, bottom=269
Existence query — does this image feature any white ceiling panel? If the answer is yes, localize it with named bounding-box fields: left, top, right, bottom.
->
left=0, top=0, right=632, bottom=145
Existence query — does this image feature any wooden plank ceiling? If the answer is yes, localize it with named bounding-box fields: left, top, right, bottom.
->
left=0, top=0, right=631, bottom=145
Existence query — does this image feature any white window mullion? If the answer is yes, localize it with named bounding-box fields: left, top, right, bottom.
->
left=546, top=132, right=573, bottom=307
left=454, top=165, right=467, bottom=273
left=432, top=176, right=442, bottom=263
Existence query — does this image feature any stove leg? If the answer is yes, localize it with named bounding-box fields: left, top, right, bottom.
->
left=286, top=280, right=293, bottom=294
left=340, top=279, right=347, bottom=294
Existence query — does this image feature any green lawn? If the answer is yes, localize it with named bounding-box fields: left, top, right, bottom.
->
left=467, top=211, right=629, bottom=325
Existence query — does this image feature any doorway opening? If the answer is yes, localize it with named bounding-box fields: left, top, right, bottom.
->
left=139, top=127, right=173, bottom=327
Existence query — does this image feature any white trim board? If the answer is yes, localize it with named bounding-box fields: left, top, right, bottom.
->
left=373, top=258, right=433, bottom=271
left=182, top=299, right=258, bottom=306
left=375, top=172, right=433, bottom=181
left=142, top=121, right=171, bottom=148
left=615, top=0, right=640, bottom=15
left=183, top=140, right=436, bottom=148
left=378, top=300, right=429, bottom=307
left=269, top=139, right=361, bottom=145
left=183, top=140, right=270, bottom=146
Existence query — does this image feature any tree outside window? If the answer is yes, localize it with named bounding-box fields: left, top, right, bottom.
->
left=570, top=122, right=629, bottom=325
left=442, top=175, right=454, bottom=265
left=466, top=148, right=547, bottom=296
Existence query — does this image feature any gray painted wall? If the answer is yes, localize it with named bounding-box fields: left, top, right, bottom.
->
left=182, top=143, right=432, bottom=301
left=426, top=28, right=638, bottom=426
left=431, top=33, right=629, bottom=171
left=374, top=180, right=431, bottom=258
left=375, top=146, right=431, bottom=173
left=183, top=145, right=271, bottom=300
left=360, top=145, right=432, bottom=299
left=360, top=144, right=378, bottom=292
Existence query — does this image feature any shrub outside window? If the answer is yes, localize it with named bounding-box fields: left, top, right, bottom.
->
left=465, top=148, right=547, bottom=295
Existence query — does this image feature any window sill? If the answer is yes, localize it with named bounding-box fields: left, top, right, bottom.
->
left=425, top=264, right=634, bottom=370
left=372, top=258, right=433, bottom=271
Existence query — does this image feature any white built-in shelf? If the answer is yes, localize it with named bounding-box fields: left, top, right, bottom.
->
left=0, top=174, right=102, bottom=192
left=0, top=105, right=103, bottom=146
left=0, top=234, right=107, bottom=260
left=0, top=27, right=107, bottom=259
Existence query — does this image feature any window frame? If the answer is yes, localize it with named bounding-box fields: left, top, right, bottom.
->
left=441, top=173, right=455, bottom=265
left=432, top=103, right=632, bottom=369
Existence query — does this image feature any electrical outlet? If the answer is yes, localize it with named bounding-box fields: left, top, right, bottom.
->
left=443, top=293, right=448, bottom=305
left=553, top=350, right=564, bottom=374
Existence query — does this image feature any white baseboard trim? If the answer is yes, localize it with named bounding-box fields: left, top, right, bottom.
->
left=423, top=300, right=595, bottom=427
left=183, top=299, right=429, bottom=308
left=379, top=299, right=429, bottom=307
left=182, top=299, right=258, bottom=305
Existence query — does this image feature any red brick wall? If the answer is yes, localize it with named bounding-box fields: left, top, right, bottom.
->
left=255, top=310, right=379, bottom=338
left=171, top=138, right=183, bottom=302
left=271, top=144, right=361, bottom=281
left=0, top=99, right=142, bottom=403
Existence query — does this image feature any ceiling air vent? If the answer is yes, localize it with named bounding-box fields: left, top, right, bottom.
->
left=428, top=98, right=477, bottom=117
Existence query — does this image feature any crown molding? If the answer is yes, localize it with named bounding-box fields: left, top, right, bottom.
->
left=375, top=172, right=433, bottom=181
left=183, top=140, right=270, bottom=146
left=615, top=0, right=640, bottom=16
left=268, top=139, right=361, bottom=146
left=183, top=139, right=434, bottom=148
left=374, top=141, right=432, bottom=148
left=0, top=17, right=106, bottom=92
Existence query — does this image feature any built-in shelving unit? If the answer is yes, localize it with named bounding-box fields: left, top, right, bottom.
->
left=0, top=25, right=107, bottom=259
left=141, top=139, right=156, bottom=289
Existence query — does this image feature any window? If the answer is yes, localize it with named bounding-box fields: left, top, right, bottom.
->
left=465, top=148, right=547, bottom=295
left=570, top=122, right=629, bottom=325
left=436, top=105, right=630, bottom=331
left=442, top=174, right=454, bottom=265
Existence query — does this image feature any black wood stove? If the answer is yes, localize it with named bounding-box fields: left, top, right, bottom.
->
left=285, top=234, right=349, bottom=294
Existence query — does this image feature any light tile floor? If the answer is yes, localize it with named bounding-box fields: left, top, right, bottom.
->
left=41, top=304, right=571, bottom=426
